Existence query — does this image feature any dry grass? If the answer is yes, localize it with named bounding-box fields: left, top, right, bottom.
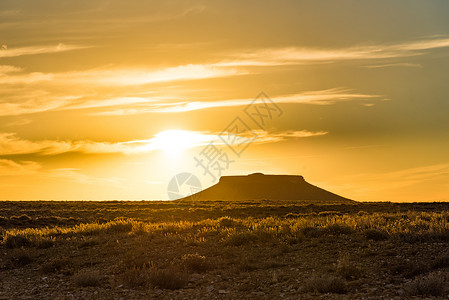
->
left=8, top=248, right=34, bottom=267
left=181, top=253, right=209, bottom=273
left=404, top=272, right=446, bottom=296
left=301, top=275, right=347, bottom=294
left=147, top=266, right=189, bottom=290
left=336, top=255, right=363, bottom=280
left=2, top=201, right=449, bottom=297
left=74, top=270, right=102, bottom=287
left=4, top=210, right=449, bottom=247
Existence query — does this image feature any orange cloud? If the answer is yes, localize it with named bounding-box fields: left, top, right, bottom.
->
left=0, top=159, right=41, bottom=176
left=216, top=36, right=449, bottom=66
left=96, top=88, right=381, bottom=115
left=0, top=129, right=327, bottom=156
left=0, top=44, right=89, bottom=58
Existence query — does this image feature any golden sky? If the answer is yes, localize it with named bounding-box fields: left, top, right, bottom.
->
left=1, top=0, right=448, bottom=201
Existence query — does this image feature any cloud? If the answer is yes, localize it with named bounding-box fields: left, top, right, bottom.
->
left=0, top=129, right=326, bottom=156
left=0, top=159, right=41, bottom=176
left=0, top=10, right=21, bottom=17
left=0, top=64, right=243, bottom=86
left=0, top=158, right=121, bottom=185
left=48, top=168, right=124, bottom=185
left=4, top=118, right=33, bottom=127
left=216, top=36, right=449, bottom=66
left=0, top=65, right=22, bottom=74
left=96, top=88, right=381, bottom=115
left=0, top=133, right=74, bottom=155
left=0, top=44, right=89, bottom=58
left=363, top=63, right=422, bottom=69
left=0, top=95, right=83, bottom=116
left=260, top=130, right=328, bottom=140
left=0, top=63, right=244, bottom=117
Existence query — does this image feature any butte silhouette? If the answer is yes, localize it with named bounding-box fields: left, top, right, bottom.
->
left=178, top=173, right=354, bottom=204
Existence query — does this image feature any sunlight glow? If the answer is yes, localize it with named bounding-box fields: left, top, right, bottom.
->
left=149, top=130, right=214, bottom=156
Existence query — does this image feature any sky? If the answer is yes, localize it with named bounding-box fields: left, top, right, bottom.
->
left=0, top=0, right=448, bottom=201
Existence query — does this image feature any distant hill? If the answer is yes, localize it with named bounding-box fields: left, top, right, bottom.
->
left=178, top=173, right=355, bottom=204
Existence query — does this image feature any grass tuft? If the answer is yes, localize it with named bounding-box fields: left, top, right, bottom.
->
left=5, top=235, right=31, bottom=248
left=181, top=253, right=209, bottom=273
left=301, top=275, right=347, bottom=294
left=404, top=272, right=445, bottom=296
left=74, top=270, right=102, bottom=287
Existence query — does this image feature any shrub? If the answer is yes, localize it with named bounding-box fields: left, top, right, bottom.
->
left=10, top=248, right=34, bottom=266
left=41, top=258, right=75, bottom=275
left=336, top=256, right=362, bottom=280
left=431, top=255, right=449, bottom=270
left=120, top=249, right=152, bottom=270
left=239, top=256, right=260, bottom=272
left=0, top=216, right=10, bottom=226
left=5, top=235, right=31, bottom=248
left=106, top=220, right=133, bottom=233
left=326, top=224, right=354, bottom=235
left=131, top=221, right=147, bottom=235
left=392, top=260, right=429, bottom=279
left=123, top=266, right=151, bottom=288
left=301, top=227, right=325, bottom=238
left=74, top=270, right=102, bottom=287
left=405, top=272, right=445, bottom=296
left=11, top=215, right=32, bottom=223
left=318, top=211, right=342, bottom=217
left=218, top=217, right=238, bottom=228
left=181, top=253, right=209, bottom=273
left=36, top=239, right=55, bottom=249
left=301, top=275, right=347, bottom=294
left=122, top=263, right=188, bottom=290
left=364, top=229, right=389, bottom=241
left=148, top=266, right=188, bottom=290
left=224, top=232, right=258, bottom=246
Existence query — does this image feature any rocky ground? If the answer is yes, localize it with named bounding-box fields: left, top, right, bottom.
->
left=1, top=201, right=449, bottom=299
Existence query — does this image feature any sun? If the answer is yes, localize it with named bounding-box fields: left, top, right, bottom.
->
left=151, top=129, right=212, bottom=156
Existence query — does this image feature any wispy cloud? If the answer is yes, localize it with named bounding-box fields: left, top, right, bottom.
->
left=0, top=63, right=243, bottom=116
left=96, top=88, right=381, bottom=115
left=0, top=129, right=326, bottom=156
left=0, top=133, right=74, bottom=155
left=363, top=63, right=422, bottom=69
left=4, top=118, right=33, bottom=127
left=0, top=44, right=89, bottom=58
left=217, top=36, right=449, bottom=66
left=0, top=159, right=41, bottom=176
left=0, top=95, right=84, bottom=116
left=0, top=64, right=243, bottom=86
left=48, top=168, right=124, bottom=185
left=0, top=65, right=22, bottom=74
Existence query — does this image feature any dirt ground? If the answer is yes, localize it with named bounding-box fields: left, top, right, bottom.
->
left=1, top=200, right=449, bottom=299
